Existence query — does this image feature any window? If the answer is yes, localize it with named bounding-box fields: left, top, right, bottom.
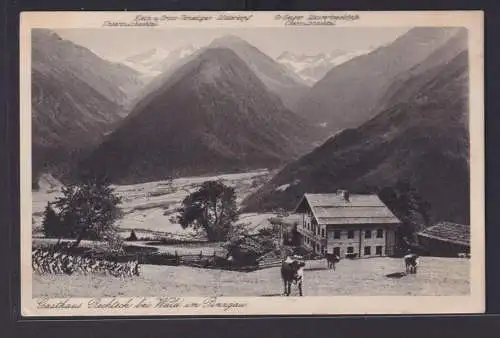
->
left=364, top=246, right=371, bottom=256
left=321, top=229, right=325, bottom=238
left=365, top=230, right=372, bottom=239
left=334, top=230, right=341, bottom=239
left=347, top=230, right=354, bottom=239
left=376, top=246, right=383, bottom=255
left=376, top=229, right=384, bottom=238
left=333, top=247, right=340, bottom=256
left=347, top=246, right=354, bottom=254
left=316, top=244, right=320, bottom=252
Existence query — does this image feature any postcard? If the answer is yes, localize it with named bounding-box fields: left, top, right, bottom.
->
left=20, top=10, right=484, bottom=316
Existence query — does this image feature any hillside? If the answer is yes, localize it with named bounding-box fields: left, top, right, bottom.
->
left=374, top=28, right=468, bottom=114
left=295, top=27, right=463, bottom=130
left=79, top=47, right=326, bottom=184
left=32, top=67, right=121, bottom=182
left=31, top=29, right=146, bottom=184
left=242, top=49, right=470, bottom=226
left=33, top=29, right=145, bottom=107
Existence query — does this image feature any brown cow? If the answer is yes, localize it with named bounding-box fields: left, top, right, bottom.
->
left=404, top=253, right=419, bottom=274
left=281, top=256, right=305, bottom=296
left=325, top=253, right=340, bottom=270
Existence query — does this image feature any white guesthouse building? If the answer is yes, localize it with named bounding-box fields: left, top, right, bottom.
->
left=294, top=191, right=401, bottom=258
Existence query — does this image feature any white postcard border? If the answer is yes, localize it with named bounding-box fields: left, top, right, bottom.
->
left=20, top=11, right=485, bottom=317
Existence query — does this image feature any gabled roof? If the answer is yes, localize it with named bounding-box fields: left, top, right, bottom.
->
left=417, top=222, right=470, bottom=246
left=294, top=193, right=401, bottom=225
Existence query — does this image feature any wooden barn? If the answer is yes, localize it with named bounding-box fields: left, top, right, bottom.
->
left=294, top=190, right=401, bottom=258
left=417, top=222, right=470, bottom=257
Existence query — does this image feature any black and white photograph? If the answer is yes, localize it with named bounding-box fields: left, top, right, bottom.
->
left=20, top=11, right=485, bottom=316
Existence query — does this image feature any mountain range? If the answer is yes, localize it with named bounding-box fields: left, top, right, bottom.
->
left=78, top=47, right=326, bottom=184
left=31, top=29, right=147, bottom=185
left=295, top=27, right=464, bottom=130
left=126, top=36, right=309, bottom=112
left=33, top=27, right=472, bottom=230
left=243, top=28, right=470, bottom=227
left=276, top=49, right=372, bottom=85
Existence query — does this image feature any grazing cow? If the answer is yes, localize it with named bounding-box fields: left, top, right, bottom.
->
left=281, top=256, right=306, bottom=296
left=404, top=253, right=419, bottom=274
left=325, top=253, right=340, bottom=270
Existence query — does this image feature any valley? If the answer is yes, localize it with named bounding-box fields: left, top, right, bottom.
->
left=31, top=26, right=471, bottom=263
left=32, top=170, right=280, bottom=241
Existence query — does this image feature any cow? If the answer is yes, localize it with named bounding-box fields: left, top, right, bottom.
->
left=281, top=256, right=306, bottom=296
left=404, top=253, right=419, bottom=274
left=325, top=253, right=340, bottom=270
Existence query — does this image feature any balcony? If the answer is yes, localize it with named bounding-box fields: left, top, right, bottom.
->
left=297, top=226, right=327, bottom=245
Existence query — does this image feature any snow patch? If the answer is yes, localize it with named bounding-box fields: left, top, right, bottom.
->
left=37, top=173, right=62, bottom=192
left=275, top=179, right=300, bottom=192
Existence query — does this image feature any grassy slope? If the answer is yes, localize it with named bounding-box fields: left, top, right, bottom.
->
left=33, top=257, right=469, bottom=297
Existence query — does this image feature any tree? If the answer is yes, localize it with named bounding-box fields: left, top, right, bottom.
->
left=53, top=175, right=122, bottom=247
left=127, top=230, right=138, bottom=241
left=379, top=179, right=432, bottom=245
left=177, top=180, right=238, bottom=242
left=41, top=202, right=65, bottom=238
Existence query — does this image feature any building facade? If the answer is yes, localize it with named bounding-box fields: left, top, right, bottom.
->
left=294, top=191, right=401, bottom=258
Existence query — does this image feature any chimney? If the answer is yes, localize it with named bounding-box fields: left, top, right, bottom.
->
left=344, top=190, right=350, bottom=202
left=337, top=189, right=350, bottom=202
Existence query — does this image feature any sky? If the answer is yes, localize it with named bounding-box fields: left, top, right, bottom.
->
left=54, top=27, right=412, bottom=61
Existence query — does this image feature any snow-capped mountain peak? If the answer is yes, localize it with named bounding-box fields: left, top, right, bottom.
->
left=276, top=49, right=373, bottom=85
left=124, top=47, right=170, bottom=65
left=119, top=45, right=199, bottom=77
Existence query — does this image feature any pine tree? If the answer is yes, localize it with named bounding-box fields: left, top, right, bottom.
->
left=127, top=230, right=138, bottom=241
left=41, top=202, right=63, bottom=238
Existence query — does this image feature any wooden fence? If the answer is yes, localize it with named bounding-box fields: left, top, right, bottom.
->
left=34, top=240, right=283, bottom=272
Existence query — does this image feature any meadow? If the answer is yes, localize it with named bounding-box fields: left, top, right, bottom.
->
left=33, top=257, right=470, bottom=297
